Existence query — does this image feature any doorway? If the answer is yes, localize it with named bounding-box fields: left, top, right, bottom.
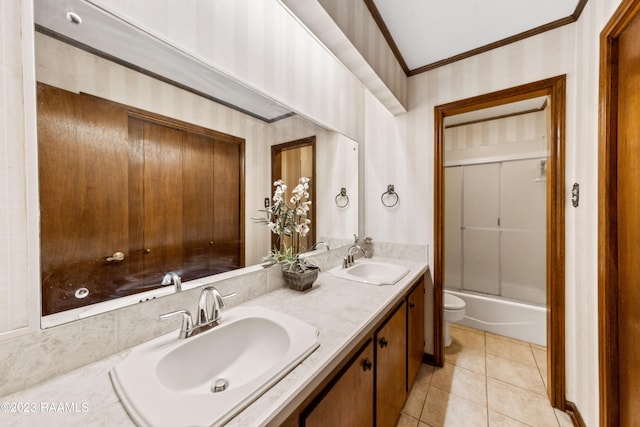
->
left=271, top=136, right=317, bottom=252
left=434, top=76, right=567, bottom=409
left=598, top=0, right=640, bottom=425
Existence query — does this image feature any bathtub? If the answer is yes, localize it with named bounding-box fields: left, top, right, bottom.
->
left=445, top=289, right=546, bottom=346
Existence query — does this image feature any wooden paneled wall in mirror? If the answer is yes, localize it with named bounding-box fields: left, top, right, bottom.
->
left=38, top=84, right=244, bottom=315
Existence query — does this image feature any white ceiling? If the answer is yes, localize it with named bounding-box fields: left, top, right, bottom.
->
left=372, top=0, right=581, bottom=71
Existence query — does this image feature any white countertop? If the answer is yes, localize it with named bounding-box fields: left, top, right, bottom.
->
left=0, top=257, right=427, bottom=427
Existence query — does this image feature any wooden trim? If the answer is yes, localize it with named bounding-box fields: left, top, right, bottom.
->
left=362, top=0, right=410, bottom=75
left=421, top=353, right=436, bottom=366
left=565, top=400, right=587, bottom=427
left=364, top=1, right=589, bottom=76
left=434, top=76, right=567, bottom=408
left=125, top=110, right=245, bottom=145
left=445, top=106, right=546, bottom=129
left=598, top=1, right=640, bottom=425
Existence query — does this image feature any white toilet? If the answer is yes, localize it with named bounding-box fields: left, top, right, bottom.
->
left=443, top=291, right=466, bottom=347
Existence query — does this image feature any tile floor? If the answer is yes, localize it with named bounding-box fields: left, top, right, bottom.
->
left=397, top=324, right=574, bottom=427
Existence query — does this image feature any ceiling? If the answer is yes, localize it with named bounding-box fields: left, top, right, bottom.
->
left=369, top=0, right=585, bottom=74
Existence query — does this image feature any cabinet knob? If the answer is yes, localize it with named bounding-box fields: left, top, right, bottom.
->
left=362, top=358, right=372, bottom=371
left=379, top=337, right=388, bottom=348
left=144, top=248, right=151, bottom=254
left=409, top=302, right=415, bottom=309
left=209, top=241, right=214, bottom=246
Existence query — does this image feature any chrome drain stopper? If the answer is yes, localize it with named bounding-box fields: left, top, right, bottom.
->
left=211, top=378, right=229, bottom=393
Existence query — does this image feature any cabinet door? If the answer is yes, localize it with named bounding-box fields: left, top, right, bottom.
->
left=376, top=302, right=407, bottom=427
left=303, top=340, right=374, bottom=427
left=407, top=279, right=425, bottom=390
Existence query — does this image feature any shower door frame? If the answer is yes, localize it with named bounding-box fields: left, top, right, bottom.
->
left=434, top=75, right=567, bottom=409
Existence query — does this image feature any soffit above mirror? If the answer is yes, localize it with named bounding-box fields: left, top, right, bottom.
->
left=34, top=0, right=294, bottom=123
left=368, top=0, right=585, bottom=74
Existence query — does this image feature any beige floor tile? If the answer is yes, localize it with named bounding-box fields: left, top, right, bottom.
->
left=445, top=342, right=486, bottom=375
left=531, top=347, right=548, bottom=390
left=530, top=342, right=547, bottom=352
left=397, top=412, right=420, bottom=427
left=489, top=410, right=532, bottom=426
left=449, top=322, right=481, bottom=333
left=449, top=325, right=486, bottom=352
left=554, top=409, right=574, bottom=427
left=421, top=386, right=487, bottom=427
left=486, top=331, right=532, bottom=346
left=486, top=334, right=536, bottom=367
left=486, top=354, right=547, bottom=395
left=531, top=348, right=547, bottom=370
left=430, top=362, right=487, bottom=406
left=403, top=365, right=434, bottom=419
left=487, top=378, right=558, bottom=427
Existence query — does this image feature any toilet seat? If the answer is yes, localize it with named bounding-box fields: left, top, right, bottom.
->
left=444, top=292, right=465, bottom=310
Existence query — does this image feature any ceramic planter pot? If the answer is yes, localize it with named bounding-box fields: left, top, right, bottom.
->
left=282, top=266, right=319, bottom=291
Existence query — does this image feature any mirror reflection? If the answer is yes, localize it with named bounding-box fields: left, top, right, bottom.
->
left=271, top=137, right=317, bottom=252
left=35, top=1, right=359, bottom=321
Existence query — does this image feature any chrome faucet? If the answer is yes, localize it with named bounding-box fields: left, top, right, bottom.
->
left=161, top=272, right=182, bottom=292
left=159, top=286, right=235, bottom=339
left=197, top=286, right=225, bottom=326
left=159, top=309, right=193, bottom=339
left=310, top=241, right=330, bottom=251
left=344, top=244, right=366, bottom=268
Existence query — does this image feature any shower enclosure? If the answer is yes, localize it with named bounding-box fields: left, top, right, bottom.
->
left=445, top=158, right=546, bottom=304
left=443, top=105, right=548, bottom=345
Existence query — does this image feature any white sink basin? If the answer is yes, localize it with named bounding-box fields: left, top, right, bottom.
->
left=110, top=306, right=319, bottom=427
left=329, top=259, right=410, bottom=285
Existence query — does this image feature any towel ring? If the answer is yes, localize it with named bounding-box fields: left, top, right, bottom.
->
left=335, top=187, right=349, bottom=208
left=381, top=184, right=399, bottom=207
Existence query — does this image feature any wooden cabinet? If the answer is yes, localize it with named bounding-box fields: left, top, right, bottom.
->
left=302, top=340, right=374, bottom=427
left=296, top=276, right=426, bottom=427
left=407, top=278, right=425, bottom=388
left=376, top=302, right=407, bottom=427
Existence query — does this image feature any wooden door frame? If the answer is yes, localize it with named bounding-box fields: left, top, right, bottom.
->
left=434, top=75, right=567, bottom=409
left=271, top=136, right=317, bottom=250
left=598, top=1, right=640, bottom=425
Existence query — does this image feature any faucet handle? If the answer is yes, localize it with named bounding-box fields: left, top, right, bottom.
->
left=159, top=309, right=193, bottom=339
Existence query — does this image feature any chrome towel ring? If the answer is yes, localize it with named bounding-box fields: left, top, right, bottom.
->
left=335, top=187, right=349, bottom=208
left=381, top=184, right=399, bottom=207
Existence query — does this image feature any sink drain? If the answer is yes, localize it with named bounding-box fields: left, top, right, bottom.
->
left=211, top=378, right=229, bottom=393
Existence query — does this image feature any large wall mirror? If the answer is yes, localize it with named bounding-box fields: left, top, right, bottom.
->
left=35, top=0, right=359, bottom=325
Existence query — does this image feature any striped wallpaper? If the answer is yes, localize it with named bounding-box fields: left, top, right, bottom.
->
left=0, top=0, right=31, bottom=336
left=90, top=0, right=365, bottom=142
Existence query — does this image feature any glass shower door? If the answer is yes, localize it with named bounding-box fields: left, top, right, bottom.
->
left=462, top=163, right=501, bottom=295
left=500, top=159, right=546, bottom=304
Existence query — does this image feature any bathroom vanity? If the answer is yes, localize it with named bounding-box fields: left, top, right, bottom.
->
left=0, top=258, right=428, bottom=426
